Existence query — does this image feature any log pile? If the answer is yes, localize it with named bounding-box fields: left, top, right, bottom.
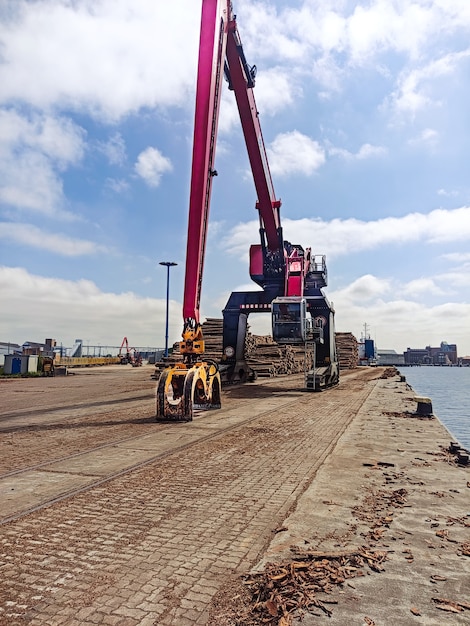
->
left=336, top=332, right=358, bottom=369
left=200, top=317, right=224, bottom=361
left=163, top=318, right=224, bottom=364
left=200, top=319, right=313, bottom=377
left=162, top=319, right=357, bottom=374
left=245, top=334, right=313, bottom=378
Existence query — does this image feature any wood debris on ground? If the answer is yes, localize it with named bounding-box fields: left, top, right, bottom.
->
left=432, top=597, right=470, bottom=613
left=352, top=487, right=408, bottom=544
left=379, top=367, right=399, bottom=379
left=383, top=410, right=435, bottom=421
left=236, top=547, right=388, bottom=625
left=223, top=487, right=405, bottom=624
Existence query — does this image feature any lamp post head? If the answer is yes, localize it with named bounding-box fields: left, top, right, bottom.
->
left=159, top=261, right=178, bottom=268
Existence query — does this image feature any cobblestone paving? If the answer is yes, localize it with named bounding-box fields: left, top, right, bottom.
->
left=0, top=373, right=378, bottom=625
left=0, top=367, right=156, bottom=474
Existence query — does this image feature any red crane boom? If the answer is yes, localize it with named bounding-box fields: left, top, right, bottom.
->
left=183, top=0, right=227, bottom=325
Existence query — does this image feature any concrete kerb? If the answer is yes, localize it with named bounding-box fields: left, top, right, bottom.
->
left=251, top=375, right=470, bottom=625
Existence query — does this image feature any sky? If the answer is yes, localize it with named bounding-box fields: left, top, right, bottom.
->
left=1, top=0, right=470, bottom=356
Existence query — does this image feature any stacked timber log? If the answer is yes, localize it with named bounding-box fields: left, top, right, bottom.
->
left=200, top=318, right=224, bottom=361
left=201, top=320, right=313, bottom=376
left=164, top=319, right=313, bottom=377
left=160, top=319, right=358, bottom=375
left=161, top=317, right=223, bottom=365
left=336, top=332, right=358, bottom=369
left=245, top=334, right=313, bottom=378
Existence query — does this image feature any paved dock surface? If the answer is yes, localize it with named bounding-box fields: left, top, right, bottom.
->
left=241, top=373, right=470, bottom=626
left=0, top=366, right=468, bottom=625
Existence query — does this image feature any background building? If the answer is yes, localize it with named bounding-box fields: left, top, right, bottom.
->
left=404, top=341, right=458, bottom=365
left=0, top=342, right=21, bottom=366
left=376, top=350, right=405, bottom=366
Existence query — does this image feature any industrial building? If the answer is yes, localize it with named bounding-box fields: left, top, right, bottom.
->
left=0, top=342, right=21, bottom=366
left=376, top=349, right=405, bottom=366
left=404, top=341, right=458, bottom=365
left=372, top=341, right=459, bottom=367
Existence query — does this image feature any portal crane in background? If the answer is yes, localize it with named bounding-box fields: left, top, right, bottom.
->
left=156, top=0, right=339, bottom=421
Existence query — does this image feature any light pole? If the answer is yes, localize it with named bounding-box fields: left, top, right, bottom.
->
left=159, top=261, right=177, bottom=358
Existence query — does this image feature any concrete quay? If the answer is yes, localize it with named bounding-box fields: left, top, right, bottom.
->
left=0, top=367, right=468, bottom=625
left=246, top=373, right=470, bottom=626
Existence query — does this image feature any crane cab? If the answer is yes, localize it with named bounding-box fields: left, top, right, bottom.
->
left=272, top=297, right=309, bottom=344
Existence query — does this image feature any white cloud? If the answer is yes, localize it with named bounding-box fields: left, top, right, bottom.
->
left=407, top=128, right=439, bottom=147
left=134, top=147, right=172, bottom=188
left=236, top=0, right=470, bottom=122
left=0, top=151, right=67, bottom=216
left=96, top=132, right=126, bottom=166
left=330, top=277, right=470, bottom=353
left=0, top=109, right=85, bottom=216
left=1, top=261, right=469, bottom=357
left=336, top=274, right=392, bottom=301
left=2, top=0, right=469, bottom=128
left=216, top=68, right=299, bottom=135
left=0, top=0, right=200, bottom=121
left=267, top=131, right=325, bottom=177
left=0, top=222, right=110, bottom=256
left=105, top=178, right=130, bottom=195
left=402, top=277, right=446, bottom=297
left=0, top=266, right=179, bottom=347
left=329, top=142, right=387, bottom=160
left=223, top=206, right=470, bottom=259
left=286, top=6, right=346, bottom=54
left=202, top=268, right=470, bottom=355
left=346, top=1, right=438, bottom=62
left=311, top=55, right=344, bottom=95
left=441, top=251, right=470, bottom=263
left=389, top=49, right=470, bottom=117
left=0, top=109, right=85, bottom=166
left=436, top=269, right=470, bottom=290
left=437, top=188, right=458, bottom=197
left=236, top=1, right=306, bottom=63
left=254, top=67, right=302, bottom=115
left=218, top=92, right=240, bottom=136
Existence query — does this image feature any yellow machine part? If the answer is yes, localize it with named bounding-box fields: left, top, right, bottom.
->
left=156, top=361, right=221, bottom=421
left=179, top=322, right=205, bottom=357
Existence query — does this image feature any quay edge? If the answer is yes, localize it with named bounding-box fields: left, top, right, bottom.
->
left=209, top=371, right=470, bottom=625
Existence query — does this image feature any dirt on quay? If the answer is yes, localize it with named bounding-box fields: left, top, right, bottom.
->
left=205, top=371, right=470, bottom=626
left=0, top=365, right=158, bottom=473
left=0, top=364, right=389, bottom=626
left=0, top=364, right=380, bottom=475
left=1, top=364, right=467, bottom=626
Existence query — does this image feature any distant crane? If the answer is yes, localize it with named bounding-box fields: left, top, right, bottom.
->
left=118, top=337, right=143, bottom=367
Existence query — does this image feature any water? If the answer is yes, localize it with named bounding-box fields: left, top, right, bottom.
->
left=398, top=366, right=470, bottom=451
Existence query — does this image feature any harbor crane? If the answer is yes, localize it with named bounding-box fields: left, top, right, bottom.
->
left=156, top=0, right=339, bottom=421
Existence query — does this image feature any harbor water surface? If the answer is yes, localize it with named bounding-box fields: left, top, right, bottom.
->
left=399, top=365, right=470, bottom=450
